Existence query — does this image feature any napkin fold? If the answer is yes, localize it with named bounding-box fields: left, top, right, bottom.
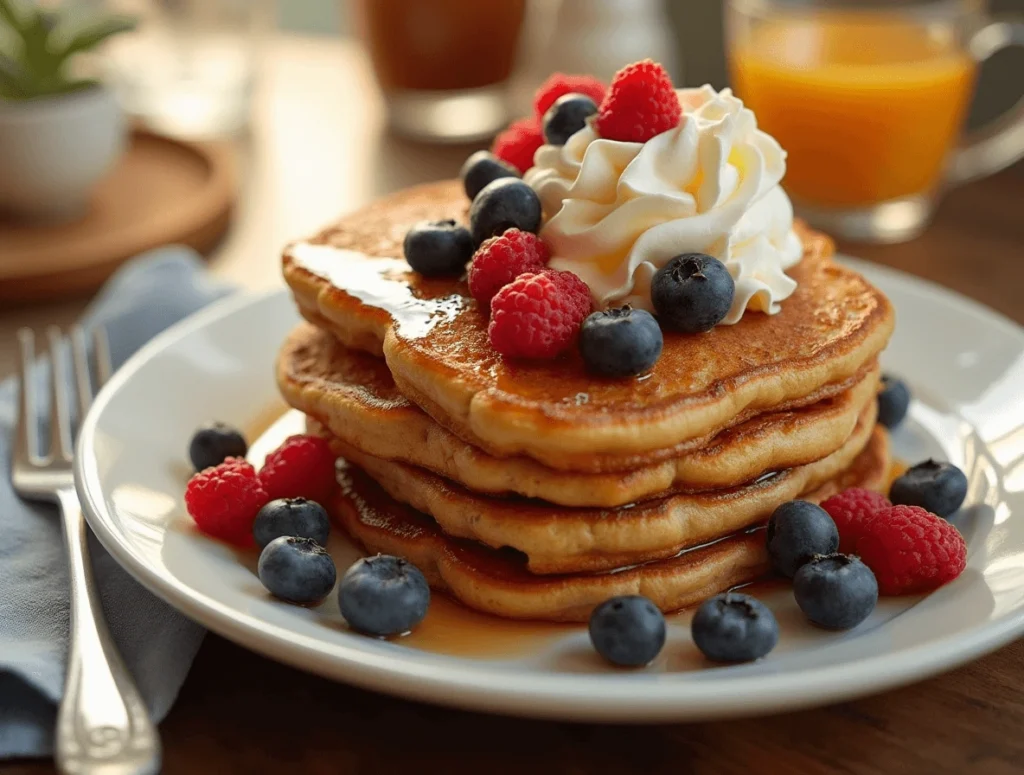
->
left=0, top=248, right=234, bottom=758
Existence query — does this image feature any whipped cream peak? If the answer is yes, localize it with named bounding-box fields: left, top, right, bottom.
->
left=524, top=85, right=802, bottom=325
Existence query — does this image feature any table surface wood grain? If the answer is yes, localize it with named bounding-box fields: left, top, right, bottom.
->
left=3, top=36, right=1024, bottom=775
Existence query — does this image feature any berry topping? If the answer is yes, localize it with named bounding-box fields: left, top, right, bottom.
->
left=258, top=434, right=337, bottom=504
left=542, top=93, right=598, bottom=146
left=691, top=593, right=779, bottom=663
left=403, top=219, right=474, bottom=277
left=338, top=555, right=430, bottom=636
left=588, top=595, right=666, bottom=667
left=594, top=59, right=681, bottom=143
left=853, top=505, right=967, bottom=595
left=579, top=306, right=663, bottom=377
left=878, top=374, right=912, bottom=429
left=188, top=422, right=247, bottom=472
left=533, top=73, right=607, bottom=119
left=258, top=536, right=337, bottom=604
left=793, top=554, right=878, bottom=630
left=185, top=458, right=268, bottom=547
left=488, top=270, right=592, bottom=359
left=468, top=228, right=549, bottom=307
left=889, top=459, right=968, bottom=518
left=253, top=497, right=330, bottom=550
left=821, top=488, right=892, bottom=554
left=766, top=500, right=839, bottom=578
left=460, top=150, right=520, bottom=201
left=491, top=116, right=544, bottom=174
left=651, top=253, right=736, bottom=333
left=469, top=178, right=543, bottom=245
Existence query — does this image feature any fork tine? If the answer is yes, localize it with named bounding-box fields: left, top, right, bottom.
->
left=93, top=326, right=112, bottom=387
left=47, top=327, right=74, bottom=462
left=70, top=325, right=92, bottom=420
left=15, top=329, right=38, bottom=463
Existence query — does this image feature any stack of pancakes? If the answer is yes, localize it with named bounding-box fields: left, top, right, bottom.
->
left=277, top=181, right=895, bottom=622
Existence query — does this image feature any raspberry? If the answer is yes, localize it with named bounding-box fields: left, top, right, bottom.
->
left=853, top=505, right=967, bottom=595
left=594, top=59, right=681, bottom=143
left=185, top=458, right=267, bottom=547
left=533, top=73, right=607, bottom=119
left=821, top=488, right=892, bottom=553
left=468, top=228, right=550, bottom=307
left=491, top=116, right=544, bottom=174
left=259, top=434, right=338, bottom=504
left=488, top=270, right=592, bottom=359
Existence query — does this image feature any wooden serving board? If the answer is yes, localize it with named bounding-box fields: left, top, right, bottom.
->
left=0, top=130, right=235, bottom=304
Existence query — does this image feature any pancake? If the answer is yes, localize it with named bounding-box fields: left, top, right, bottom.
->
left=279, top=324, right=881, bottom=502
left=283, top=180, right=894, bottom=469
left=328, top=426, right=889, bottom=622
left=310, top=410, right=887, bottom=575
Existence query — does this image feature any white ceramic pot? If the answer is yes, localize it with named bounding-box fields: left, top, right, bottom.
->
left=0, top=85, right=126, bottom=221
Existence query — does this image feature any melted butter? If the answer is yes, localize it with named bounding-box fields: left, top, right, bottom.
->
left=289, top=243, right=465, bottom=340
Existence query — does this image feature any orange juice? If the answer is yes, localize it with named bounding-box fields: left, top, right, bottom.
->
left=730, top=15, right=977, bottom=207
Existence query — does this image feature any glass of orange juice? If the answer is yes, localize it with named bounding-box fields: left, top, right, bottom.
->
left=727, top=0, right=1024, bottom=242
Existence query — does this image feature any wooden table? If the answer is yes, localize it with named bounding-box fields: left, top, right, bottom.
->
left=4, top=36, right=1024, bottom=775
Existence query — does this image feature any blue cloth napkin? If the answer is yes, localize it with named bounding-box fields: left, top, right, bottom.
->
left=0, top=247, right=233, bottom=758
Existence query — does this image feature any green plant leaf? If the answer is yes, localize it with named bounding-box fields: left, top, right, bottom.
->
left=57, top=15, right=136, bottom=63
left=0, top=50, right=31, bottom=98
left=0, top=0, right=25, bottom=35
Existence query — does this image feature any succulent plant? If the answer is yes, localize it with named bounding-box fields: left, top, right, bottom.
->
left=0, top=0, right=135, bottom=100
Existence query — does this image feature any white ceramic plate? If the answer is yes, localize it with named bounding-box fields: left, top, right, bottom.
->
left=76, top=258, right=1024, bottom=722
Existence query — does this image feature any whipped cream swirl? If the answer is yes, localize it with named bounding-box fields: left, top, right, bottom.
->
left=524, top=85, right=803, bottom=324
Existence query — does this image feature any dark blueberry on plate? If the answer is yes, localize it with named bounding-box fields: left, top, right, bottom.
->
left=253, top=497, right=330, bottom=550
left=588, top=595, right=667, bottom=667
left=579, top=306, right=663, bottom=377
left=542, top=92, right=598, bottom=146
left=258, top=536, right=337, bottom=604
left=651, top=253, right=735, bottom=333
left=403, top=219, right=474, bottom=277
left=339, top=555, right=430, bottom=637
left=766, top=500, right=840, bottom=578
left=890, top=459, right=968, bottom=517
left=877, top=374, right=911, bottom=429
left=460, top=150, right=520, bottom=201
left=691, top=593, right=779, bottom=663
left=793, top=554, right=878, bottom=630
left=188, top=422, right=247, bottom=471
left=469, top=178, right=542, bottom=245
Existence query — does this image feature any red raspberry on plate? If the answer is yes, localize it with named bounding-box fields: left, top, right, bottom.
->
left=533, top=73, right=607, bottom=119
left=821, top=487, right=892, bottom=553
left=468, top=228, right=550, bottom=307
left=594, top=59, right=681, bottom=143
left=491, top=116, right=544, bottom=174
left=853, top=505, right=967, bottom=595
left=259, top=434, right=338, bottom=504
left=185, top=457, right=267, bottom=547
left=488, top=270, right=592, bottom=359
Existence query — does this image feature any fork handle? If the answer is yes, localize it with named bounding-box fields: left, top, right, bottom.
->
left=55, top=488, right=161, bottom=775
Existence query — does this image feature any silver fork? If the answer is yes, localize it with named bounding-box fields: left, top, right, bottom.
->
left=13, top=326, right=160, bottom=775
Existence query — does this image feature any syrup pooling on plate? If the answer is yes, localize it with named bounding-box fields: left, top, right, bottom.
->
left=289, top=243, right=466, bottom=340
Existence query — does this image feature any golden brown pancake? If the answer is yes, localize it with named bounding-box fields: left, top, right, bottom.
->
left=283, top=180, right=894, bottom=470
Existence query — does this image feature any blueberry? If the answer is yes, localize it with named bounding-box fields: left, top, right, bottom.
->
left=766, top=500, right=840, bottom=578
left=691, top=593, right=779, bottom=662
left=794, top=554, right=878, bottom=630
left=188, top=422, right=247, bottom=471
left=878, top=375, right=911, bottom=428
left=542, top=93, right=598, bottom=146
left=890, top=458, right=968, bottom=517
left=588, top=595, right=666, bottom=667
left=403, top=219, right=474, bottom=277
left=469, top=178, right=542, bottom=245
left=258, top=537, right=337, bottom=604
left=651, top=253, right=736, bottom=333
left=253, top=497, right=330, bottom=550
left=460, top=150, right=520, bottom=201
left=338, top=555, right=430, bottom=636
left=579, top=306, right=663, bottom=377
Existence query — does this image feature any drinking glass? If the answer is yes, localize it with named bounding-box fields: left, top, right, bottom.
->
left=727, top=0, right=1024, bottom=242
